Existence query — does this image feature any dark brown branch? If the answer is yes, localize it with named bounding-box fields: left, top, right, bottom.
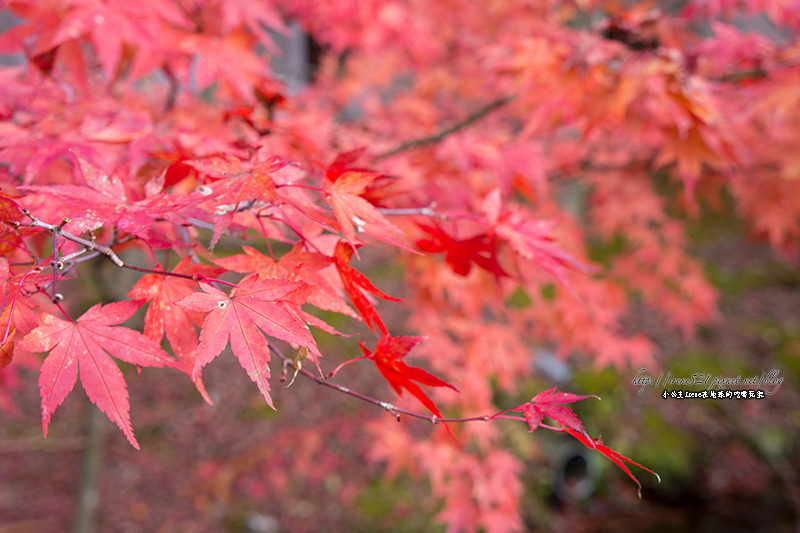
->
left=372, top=95, right=515, bottom=161
left=711, top=57, right=800, bottom=84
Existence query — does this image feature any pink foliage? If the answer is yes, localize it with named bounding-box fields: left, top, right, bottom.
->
left=1, top=0, right=799, bottom=530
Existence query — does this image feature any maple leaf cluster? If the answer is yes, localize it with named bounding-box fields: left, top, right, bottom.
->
left=1, top=0, right=799, bottom=530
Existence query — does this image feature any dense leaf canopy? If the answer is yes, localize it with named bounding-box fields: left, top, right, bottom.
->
left=1, top=1, right=799, bottom=530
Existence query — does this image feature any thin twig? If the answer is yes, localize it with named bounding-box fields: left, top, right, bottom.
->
left=372, top=95, right=515, bottom=161
left=120, top=264, right=239, bottom=287
left=377, top=203, right=448, bottom=219
left=51, top=226, right=59, bottom=300
left=16, top=208, right=240, bottom=287
left=18, top=209, right=124, bottom=267
left=711, top=57, right=800, bottom=84
left=269, top=343, right=509, bottom=426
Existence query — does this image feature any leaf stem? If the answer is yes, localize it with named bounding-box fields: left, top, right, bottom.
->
left=326, top=354, right=371, bottom=378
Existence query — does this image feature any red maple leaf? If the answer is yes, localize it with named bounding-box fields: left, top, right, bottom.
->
left=323, top=150, right=410, bottom=250
left=215, top=244, right=357, bottom=319
left=0, top=305, right=15, bottom=370
left=333, top=241, right=400, bottom=335
left=511, top=387, right=599, bottom=435
left=0, top=191, right=25, bottom=256
left=0, top=260, right=55, bottom=342
left=181, top=154, right=288, bottom=248
left=563, top=427, right=661, bottom=498
left=482, top=189, right=589, bottom=290
left=179, top=29, right=271, bottom=101
left=17, top=301, right=176, bottom=449
left=177, top=277, right=321, bottom=408
left=1, top=0, right=191, bottom=81
left=185, top=154, right=283, bottom=203
left=416, top=222, right=507, bottom=277
left=361, top=335, right=457, bottom=418
left=23, top=151, right=197, bottom=243
left=127, top=257, right=223, bottom=403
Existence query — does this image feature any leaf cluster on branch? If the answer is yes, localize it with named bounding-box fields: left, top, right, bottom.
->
left=2, top=0, right=800, bottom=530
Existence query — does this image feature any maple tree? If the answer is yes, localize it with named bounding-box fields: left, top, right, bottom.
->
left=1, top=0, right=799, bottom=530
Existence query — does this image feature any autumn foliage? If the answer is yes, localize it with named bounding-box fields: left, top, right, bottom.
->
left=1, top=0, right=800, bottom=530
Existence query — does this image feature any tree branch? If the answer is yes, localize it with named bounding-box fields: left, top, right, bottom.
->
left=270, top=343, right=514, bottom=426
left=377, top=203, right=447, bottom=219
left=16, top=208, right=240, bottom=288
left=372, top=95, right=515, bottom=161
left=18, top=209, right=124, bottom=267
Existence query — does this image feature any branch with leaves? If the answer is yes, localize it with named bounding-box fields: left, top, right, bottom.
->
left=270, top=341, right=660, bottom=497
left=5, top=179, right=659, bottom=494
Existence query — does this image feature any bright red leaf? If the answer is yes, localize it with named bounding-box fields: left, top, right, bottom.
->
left=323, top=150, right=410, bottom=250
left=564, top=427, right=661, bottom=498
left=361, top=335, right=457, bottom=419
left=511, top=387, right=599, bottom=436
left=182, top=154, right=288, bottom=249
left=0, top=191, right=24, bottom=256
left=177, top=277, right=321, bottom=408
left=416, top=222, right=507, bottom=277
left=334, top=241, right=400, bottom=335
left=185, top=154, right=283, bottom=204
left=214, top=244, right=356, bottom=318
left=127, top=257, right=224, bottom=403
left=17, top=301, right=176, bottom=449
left=0, top=305, right=15, bottom=370
left=483, top=189, right=588, bottom=290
